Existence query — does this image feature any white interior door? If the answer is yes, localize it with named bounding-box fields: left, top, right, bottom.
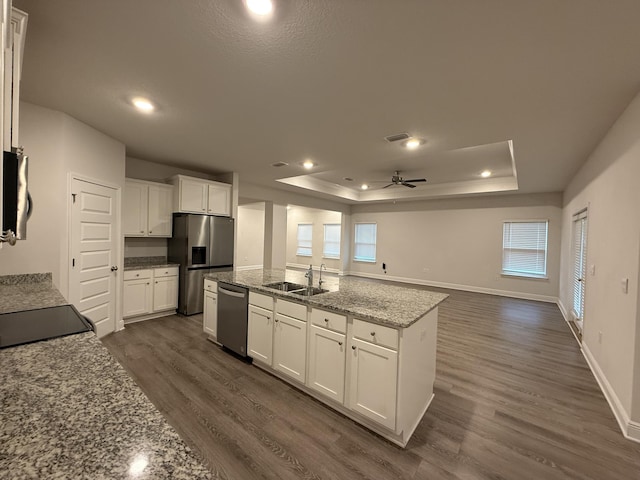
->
left=69, top=178, right=119, bottom=338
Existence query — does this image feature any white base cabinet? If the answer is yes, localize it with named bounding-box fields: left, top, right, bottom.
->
left=123, top=267, right=178, bottom=322
left=308, top=325, right=346, bottom=404
left=273, top=312, right=307, bottom=384
left=203, top=279, right=218, bottom=340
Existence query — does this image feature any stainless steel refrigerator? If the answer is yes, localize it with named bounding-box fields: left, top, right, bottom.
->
left=168, top=213, right=234, bottom=315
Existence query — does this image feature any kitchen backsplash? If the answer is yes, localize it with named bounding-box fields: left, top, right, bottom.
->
left=124, top=237, right=168, bottom=258
left=0, top=272, right=52, bottom=286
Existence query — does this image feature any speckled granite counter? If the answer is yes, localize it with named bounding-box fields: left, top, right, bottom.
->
left=206, top=268, right=448, bottom=328
left=124, top=256, right=179, bottom=271
left=0, top=273, right=67, bottom=314
left=0, top=332, right=212, bottom=479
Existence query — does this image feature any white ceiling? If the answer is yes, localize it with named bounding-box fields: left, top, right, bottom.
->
left=13, top=0, right=640, bottom=204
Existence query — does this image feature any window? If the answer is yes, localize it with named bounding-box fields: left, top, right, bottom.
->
left=323, top=224, right=341, bottom=259
left=502, top=220, right=548, bottom=278
left=354, top=223, right=377, bottom=262
left=296, top=223, right=312, bottom=257
left=572, top=210, right=588, bottom=325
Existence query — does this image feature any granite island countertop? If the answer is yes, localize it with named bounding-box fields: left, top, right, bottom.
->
left=206, top=268, right=448, bottom=328
left=0, top=273, right=67, bottom=314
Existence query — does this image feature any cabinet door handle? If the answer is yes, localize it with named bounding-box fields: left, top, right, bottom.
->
left=324, top=318, right=329, bottom=323
left=136, top=274, right=140, bottom=277
left=370, top=331, right=376, bottom=336
left=338, top=341, right=343, bottom=346
left=266, top=316, right=270, bottom=320
left=352, top=345, right=356, bottom=350
left=146, top=283, right=150, bottom=285
left=149, top=230, right=152, bottom=233
left=275, top=319, right=279, bottom=323
left=155, top=281, right=158, bottom=284
left=140, top=230, right=144, bottom=233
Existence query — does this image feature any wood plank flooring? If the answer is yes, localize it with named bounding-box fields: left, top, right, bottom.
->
left=102, top=286, right=640, bottom=479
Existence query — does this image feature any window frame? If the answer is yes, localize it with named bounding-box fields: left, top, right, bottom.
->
left=501, top=220, right=549, bottom=279
left=322, top=223, right=341, bottom=260
left=353, top=222, right=377, bottom=263
left=296, top=223, right=313, bottom=257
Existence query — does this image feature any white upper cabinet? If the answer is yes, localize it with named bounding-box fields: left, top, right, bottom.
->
left=170, top=174, right=232, bottom=217
left=2, top=7, right=28, bottom=151
left=123, top=179, right=173, bottom=237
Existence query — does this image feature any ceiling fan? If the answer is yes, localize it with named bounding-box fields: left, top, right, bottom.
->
left=382, top=171, right=427, bottom=189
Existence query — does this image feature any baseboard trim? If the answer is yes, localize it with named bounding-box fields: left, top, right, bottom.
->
left=581, top=343, right=639, bottom=443
left=344, top=271, right=558, bottom=303
left=236, top=264, right=263, bottom=271
left=286, top=262, right=342, bottom=274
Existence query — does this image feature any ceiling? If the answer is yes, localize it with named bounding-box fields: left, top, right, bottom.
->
left=13, top=0, right=640, bottom=204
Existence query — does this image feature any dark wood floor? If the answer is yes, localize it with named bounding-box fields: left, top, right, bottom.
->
left=102, top=286, right=640, bottom=479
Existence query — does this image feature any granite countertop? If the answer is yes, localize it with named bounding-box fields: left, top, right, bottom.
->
left=0, top=273, right=213, bottom=478
left=124, top=256, right=179, bottom=271
left=0, top=273, right=67, bottom=314
left=0, top=333, right=212, bottom=479
left=207, top=269, right=448, bottom=328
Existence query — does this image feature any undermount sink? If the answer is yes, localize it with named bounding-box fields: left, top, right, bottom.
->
left=263, top=282, right=329, bottom=296
left=263, top=281, right=307, bottom=292
left=289, top=286, right=329, bottom=297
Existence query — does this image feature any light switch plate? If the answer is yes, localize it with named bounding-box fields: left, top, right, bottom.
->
left=589, top=264, right=595, bottom=276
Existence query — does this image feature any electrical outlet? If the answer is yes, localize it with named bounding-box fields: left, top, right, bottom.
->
left=589, top=264, right=595, bottom=276
left=598, top=331, right=603, bottom=344
left=621, top=278, right=629, bottom=294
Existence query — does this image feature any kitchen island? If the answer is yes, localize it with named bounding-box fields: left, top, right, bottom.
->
left=0, top=274, right=212, bottom=479
left=205, top=268, right=448, bottom=447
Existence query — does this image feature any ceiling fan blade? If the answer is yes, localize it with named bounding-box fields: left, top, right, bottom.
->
left=382, top=183, right=394, bottom=189
left=403, top=178, right=427, bottom=183
left=402, top=182, right=417, bottom=188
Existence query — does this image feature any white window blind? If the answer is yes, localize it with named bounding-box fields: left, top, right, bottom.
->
left=572, top=211, right=587, bottom=320
left=354, top=223, right=377, bottom=262
left=502, top=221, right=548, bottom=277
left=323, top=224, right=341, bottom=259
left=296, top=224, right=312, bottom=257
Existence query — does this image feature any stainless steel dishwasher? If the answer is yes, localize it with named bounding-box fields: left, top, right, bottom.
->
left=216, top=282, right=249, bottom=357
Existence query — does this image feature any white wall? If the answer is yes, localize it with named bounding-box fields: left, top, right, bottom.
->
left=0, top=102, right=126, bottom=298
left=559, top=91, right=640, bottom=435
left=286, top=206, right=343, bottom=272
left=348, top=193, right=563, bottom=301
left=124, top=238, right=168, bottom=258
left=237, top=202, right=265, bottom=269
left=126, top=156, right=221, bottom=183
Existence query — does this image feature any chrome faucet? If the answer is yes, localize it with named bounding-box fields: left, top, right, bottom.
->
left=305, top=264, right=314, bottom=288
left=319, top=263, right=327, bottom=288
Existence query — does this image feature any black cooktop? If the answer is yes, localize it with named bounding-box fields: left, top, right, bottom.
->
left=0, top=304, right=94, bottom=349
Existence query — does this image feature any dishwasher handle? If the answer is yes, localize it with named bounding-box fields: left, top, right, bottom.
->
left=218, top=286, right=247, bottom=298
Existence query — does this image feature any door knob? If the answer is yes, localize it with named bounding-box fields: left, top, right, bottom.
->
left=111, top=266, right=118, bottom=272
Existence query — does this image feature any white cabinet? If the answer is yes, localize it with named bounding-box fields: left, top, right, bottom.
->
left=152, top=268, right=179, bottom=311
left=203, top=279, right=218, bottom=339
left=123, top=267, right=178, bottom=321
left=2, top=7, right=27, bottom=151
left=123, top=270, right=152, bottom=318
left=123, top=179, right=173, bottom=237
left=308, top=324, right=346, bottom=403
left=273, top=299, right=307, bottom=384
left=248, top=304, right=273, bottom=364
left=170, top=174, right=232, bottom=217
left=349, top=336, right=398, bottom=430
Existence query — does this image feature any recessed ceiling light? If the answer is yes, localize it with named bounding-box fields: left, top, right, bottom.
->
left=245, top=0, right=273, bottom=16
left=303, top=160, right=314, bottom=169
left=361, top=184, right=369, bottom=190
left=131, top=97, right=155, bottom=113
left=403, top=137, right=425, bottom=149
left=481, top=170, right=492, bottom=178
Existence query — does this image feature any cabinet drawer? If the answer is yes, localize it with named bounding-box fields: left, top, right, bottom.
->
left=154, top=267, right=178, bottom=278
left=250, top=291, right=273, bottom=310
left=204, top=279, right=218, bottom=293
left=275, top=298, right=307, bottom=320
left=310, top=308, right=347, bottom=334
left=352, top=318, right=398, bottom=350
left=124, top=269, right=151, bottom=281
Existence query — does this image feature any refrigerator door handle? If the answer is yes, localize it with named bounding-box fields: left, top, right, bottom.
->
left=218, top=286, right=246, bottom=299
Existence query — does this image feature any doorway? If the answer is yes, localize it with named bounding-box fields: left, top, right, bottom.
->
left=68, top=177, right=120, bottom=338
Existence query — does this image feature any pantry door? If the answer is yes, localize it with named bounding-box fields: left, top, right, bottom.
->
left=69, top=177, right=120, bottom=338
